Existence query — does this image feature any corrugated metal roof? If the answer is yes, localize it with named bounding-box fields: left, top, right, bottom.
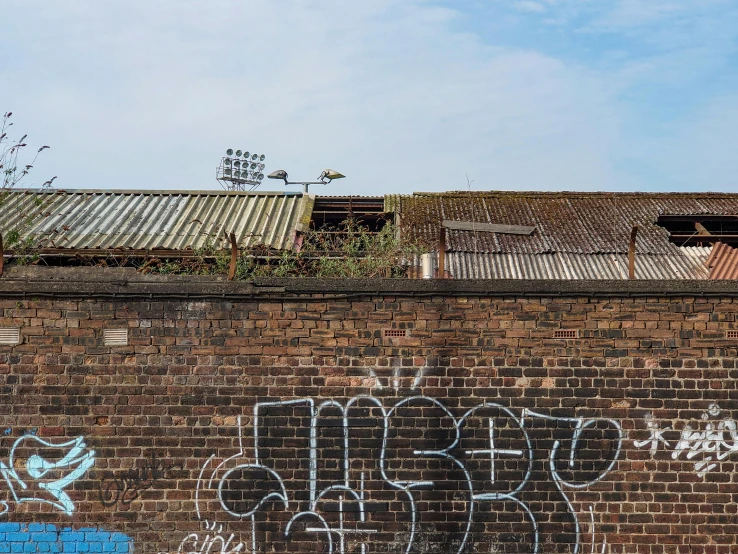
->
left=681, top=246, right=712, bottom=268
left=706, top=242, right=738, bottom=279
left=0, top=189, right=311, bottom=252
left=387, top=191, right=738, bottom=255
left=445, top=251, right=710, bottom=280
left=314, top=195, right=385, bottom=200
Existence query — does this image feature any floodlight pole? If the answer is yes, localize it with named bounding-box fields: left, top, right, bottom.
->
left=268, top=170, right=345, bottom=193
left=288, top=181, right=325, bottom=193
left=216, top=149, right=267, bottom=191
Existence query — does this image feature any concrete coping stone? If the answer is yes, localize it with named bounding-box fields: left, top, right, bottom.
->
left=0, top=266, right=736, bottom=298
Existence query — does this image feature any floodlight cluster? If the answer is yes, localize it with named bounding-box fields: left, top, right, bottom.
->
left=219, top=149, right=266, bottom=185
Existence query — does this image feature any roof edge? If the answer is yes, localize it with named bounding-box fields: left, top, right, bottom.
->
left=388, top=190, right=738, bottom=198
left=0, top=267, right=736, bottom=298
left=5, top=188, right=304, bottom=196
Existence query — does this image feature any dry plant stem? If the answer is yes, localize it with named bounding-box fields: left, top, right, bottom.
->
left=145, top=219, right=422, bottom=279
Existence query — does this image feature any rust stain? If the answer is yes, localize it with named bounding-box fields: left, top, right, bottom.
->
left=707, top=242, right=738, bottom=280
left=388, top=191, right=738, bottom=256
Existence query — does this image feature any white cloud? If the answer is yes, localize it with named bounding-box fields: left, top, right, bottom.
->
left=0, top=0, right=735, bottom=194
left=0, top=0, right=629, bottom=194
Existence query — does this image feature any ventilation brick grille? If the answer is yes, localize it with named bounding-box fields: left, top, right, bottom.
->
left=553, top=330, right=579, bottom=339
left=0, top=328, right=20, bottom=345
left=103, top=329, right=128, bottom=346
left=383, top=329, right=408, bottom=338
left=728, top=330, right=738, bottom=339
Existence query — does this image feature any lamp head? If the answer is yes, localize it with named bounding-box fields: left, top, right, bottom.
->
left=268, top=169, right=289, bottom=184
left=319, top=169, right=345, bottom=182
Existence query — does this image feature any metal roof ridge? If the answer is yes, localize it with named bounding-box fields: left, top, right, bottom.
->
left=313, top=195, right=384, bottom=200
left=7, top=188, right=303, bottom=196
left=402, top=190, right=738, bottom=198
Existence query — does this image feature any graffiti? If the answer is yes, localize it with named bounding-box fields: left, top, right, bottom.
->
left=464, top=417, right=525, bottom=482
left=0, top=522, right=132, bottom=553
left=523, top=407, right=621, bottom=554
left=587, top=506, right=607, bottom=554
left=98, top=452, right=182, bottom=508
left=632, top=413, right=671, bottom=456
left=367, top=364, right=429, bottom=391
left=194, top=396, right=622, bottom=554
left=175, top=521, right=247, bottom=554
left=0, top=435, right=95, bottom=516
left=2, top=428, right=38, bottom=437
left=672, top=403, right=738, bottom=477
left=633, top=403, right=738, bottom=478
left=192, top=401, right=294, bottom=554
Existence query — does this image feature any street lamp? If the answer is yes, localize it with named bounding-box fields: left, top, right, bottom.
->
left=216, top=149, right=267, bottom=191
left=267, top=168, right=346, bottom=193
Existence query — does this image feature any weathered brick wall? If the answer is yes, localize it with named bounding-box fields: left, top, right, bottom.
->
left=1, top=280, right=737, bottom=553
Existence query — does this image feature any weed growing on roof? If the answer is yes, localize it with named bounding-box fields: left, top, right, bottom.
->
left=0, top=112, right=58, bottom=270
left=243, top=219, right=421, bottom=279
left=145, top=219, right=423, bottom=279
left=7, top=219, right=424, bottom=277
left=4, top=234, right=40, bottom=266
left=136, top=238, right=230, bottom=276
left=1, top=112, right=55, bottom=191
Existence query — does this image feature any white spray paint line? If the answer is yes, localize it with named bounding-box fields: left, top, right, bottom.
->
left=464, top=418, right=524, bottom=483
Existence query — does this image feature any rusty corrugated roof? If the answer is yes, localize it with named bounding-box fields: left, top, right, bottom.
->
left=386, top=191, right=738, bottom=255
left=445, top=251, right=710, bottom=280
left=0, top=189, right=312, bottom=253
left=706, top=242, right=738, bottom=279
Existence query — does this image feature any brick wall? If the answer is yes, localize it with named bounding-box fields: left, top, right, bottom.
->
left=0, top=279, right=737, bottom=553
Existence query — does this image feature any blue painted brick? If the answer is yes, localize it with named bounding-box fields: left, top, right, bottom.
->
left=0, top=524, right=132, bottom=554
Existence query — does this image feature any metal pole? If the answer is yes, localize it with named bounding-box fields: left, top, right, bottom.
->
left=628, top=225, right=638, bottom=279
left=438, top=227, right=446, bottom=278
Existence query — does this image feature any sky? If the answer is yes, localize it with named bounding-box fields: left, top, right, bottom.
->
left=1, top=0, right=737, bottom=195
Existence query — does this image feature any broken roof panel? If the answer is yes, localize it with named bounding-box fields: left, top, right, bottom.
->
left=706, top=242, right=738, bottom=280
left=387, top=191, right=738, bottom=255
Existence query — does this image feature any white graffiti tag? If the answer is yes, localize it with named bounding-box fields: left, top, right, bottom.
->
left=634, top=404, right=738, bottom=478
left=193, top=396, right=622, bottom=554
left=672, top=404, right=738, bottom=477
left=633, top=413, right=671, bottom=456
left=175, top=521, right=247, bottom=554
left=0, top=435, right=95, bottom=516
left=522, top=409, right=622, bottom=554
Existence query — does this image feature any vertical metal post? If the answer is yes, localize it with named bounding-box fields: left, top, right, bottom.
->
left=227, top=231, right=238, bottom=281
left=628, top=225, right=638, bottom=279
left=438, top=227, right=446, bottom=279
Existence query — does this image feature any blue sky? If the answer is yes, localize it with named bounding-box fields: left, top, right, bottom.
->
left=1, top=0, right=737, bottom=195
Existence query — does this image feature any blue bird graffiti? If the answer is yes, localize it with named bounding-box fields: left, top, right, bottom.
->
left=0, top=435, right=95, bottom=515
